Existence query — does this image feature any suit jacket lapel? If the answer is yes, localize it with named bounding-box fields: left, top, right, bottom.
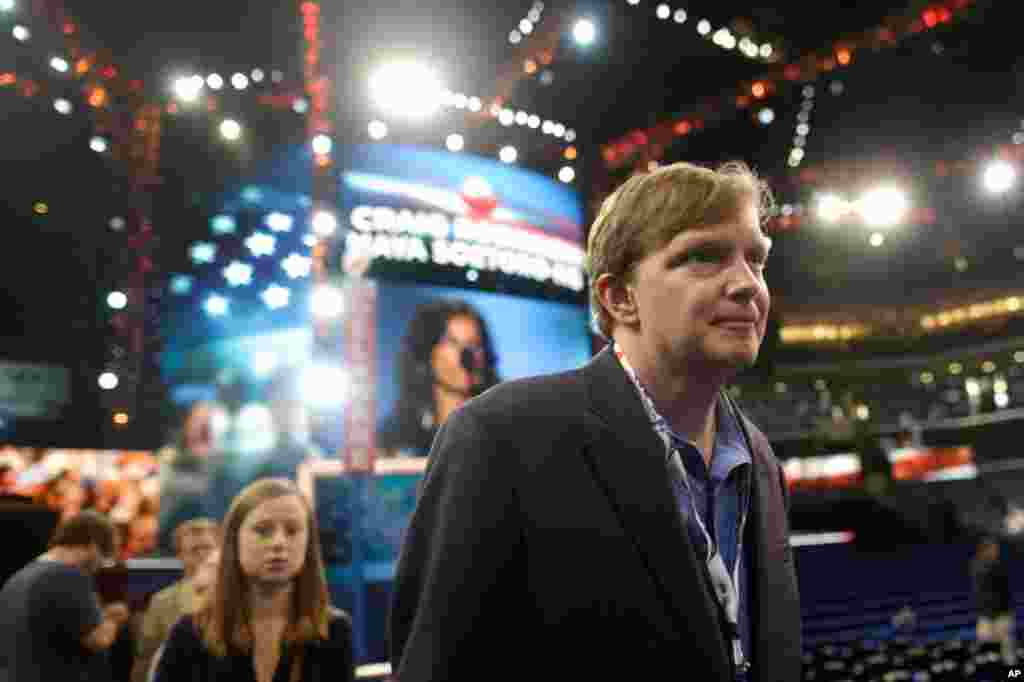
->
left=580, top=347, right=730, bottom=664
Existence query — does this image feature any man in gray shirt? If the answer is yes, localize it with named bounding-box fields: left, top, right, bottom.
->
left=0, top=509, right=130, bottom=682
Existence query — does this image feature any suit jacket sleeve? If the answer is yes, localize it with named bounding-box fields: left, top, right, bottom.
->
left=389, top=405, right=523, bottom=681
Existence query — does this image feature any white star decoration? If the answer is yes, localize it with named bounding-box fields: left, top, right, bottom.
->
left=281, top=253, right=312, bottom=279
left=261, top=284, right=291, bottom=310
left=245, top=232, right=277, bottom=257
left=265, top=212, right=294, bottom=232
left=190, top=242, right=217, bottom=265
left=223, top=261, right=254, bottom=287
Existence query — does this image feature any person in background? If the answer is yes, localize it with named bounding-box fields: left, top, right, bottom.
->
left=250, top=371, right=325, bottom=483
left=157, top=402, right=227, bottom=553
left=377, top=299, right=500, bottom=458
left=390, top=161, right=802, bottom=680
left=152, top=478, right=353, bottom=682
left=131, top=518, right=220, bottom=682
left=972, top=536, right=1016, bottom=666
left=0, top=509, right=130, bottom=682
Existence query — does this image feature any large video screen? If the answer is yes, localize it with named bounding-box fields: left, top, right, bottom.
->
left=156, top=143, right=591, bottom=555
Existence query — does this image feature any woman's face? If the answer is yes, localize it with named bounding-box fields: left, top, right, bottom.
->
left=430, top=315, right=485, bottom=396
left=237, top=495, right=309, bottom=585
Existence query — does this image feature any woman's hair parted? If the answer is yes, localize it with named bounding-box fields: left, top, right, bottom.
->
left=196, top=477, right=330, bottom=657
left=585, top=161, right=773, bottom=339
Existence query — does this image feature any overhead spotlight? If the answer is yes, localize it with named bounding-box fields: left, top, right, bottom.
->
left=520, top=19, right=533, bottom=34
left=858, top=186, right=908, bottom=227
left=266, top=212, right=294, bottom=232
left=292, top=98, right=309, bottom=114
left=311, top=133, right=332, bottom=156
left=759, top=43, right=774, bottom=58
left=542, top=120, right=554, bottom=134
left=565, top=129, right=577, bottom=142
left=206, top=73, right=224, bottom=90
left=219, top=119, right=242, bottom=141
left=12, top=24, right=29, bottom=41
left=499, top=109, right=515, bottom=126
left=261, top=284, right=291, bottom=310
left=231, top=72, right=249, bottom=90
left=499, top=146, right=518, bottom=163
left=816, top=193, right=847, bottom=223
left=527, top=114, right=540, bottom=128
left=106, top=291, right=128, bottom=310
left=98, top=372, right=119, bottom=390
left=1, top=0, right=15, bottom=12
left=627, top=0, right=639, bottom=4
left=311, top=210, right=338, bottom=237
left=553, top=123, right=566, bottom=137
left=509, top=30, right=522, bottom=44
left=558, top=166, right=576, bottom=183
left=515, top=111, right=529, bottom=125
left=674, top=9, right=687, bottom=23
left=251, top=68, right=265, bottom=83
left=299, top=363, right=349, bottom=410
left=90, top=136, right=108, bottom=153
left=50, top=57, right=69, bottom=73
left=369, top=61, right=445, bottom=119
left=697, top=19, right=711, bottom=35
left=655, top=4, right=670, bottom=20
left=173, top=75, right=204, bottom=103
left=367, top=119, right=388, bottom=140
left=869, top=232, right=885, bottom=247
left=446, top=133, right=465, bottom=152
left=467, top=96, right=482, bottom=112
left=54, top=98, right=72, bottom=115
left=223, top=261, right=254, bottom=287
left=757, top=108, right=775, bottom=125
left=572, top=18, right=596, bottom=46
left=983, top=159, right=1016, bottom=194
left=311, top=285, right=345, bottom=320
left=528, top=8, right=541, bottom=22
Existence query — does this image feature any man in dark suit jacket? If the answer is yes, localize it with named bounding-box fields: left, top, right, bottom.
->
left=390, top=161, right=802, bottom=681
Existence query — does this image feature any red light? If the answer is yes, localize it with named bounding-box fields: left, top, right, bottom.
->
left=736, top=95, right=751, bottom=109
left=784, top=64, right=801, bottom=81
left=630, top=131, right=648, bottom=146
left=751, top=81, right=767, bottom=98
left=836, top=48, right=852, bottom=66
left=87, top=86, right=107, bottom=108
left=539, top=50, right=554, bottom=65
left=693, top=119, right=705, bottom=130
left=602, top=147, right=616, bottom=163
left=101, top=66, right=117, bottom=80
left=63, top=22, right=76, bottom=35
left=0, top=73, right=15, bottom=87
left=937, top=6, right=953, bottom=22
left=300, top=1, right=320, bottom=15
left=674, top=120, right=692, bottom=135
left=130, top=79, right=143, bottom=91
left=922, top=9, right=939, bottom=27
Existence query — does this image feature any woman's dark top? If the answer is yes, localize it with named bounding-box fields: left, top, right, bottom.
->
left=152, top=609, right=354, bottom=682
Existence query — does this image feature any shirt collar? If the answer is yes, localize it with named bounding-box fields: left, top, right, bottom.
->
left=613, top=341, right=751, bottom=474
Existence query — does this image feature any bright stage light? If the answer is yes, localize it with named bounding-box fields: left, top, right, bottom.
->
left=499, top=109, right=515, bottom=126
left=98, top=372, right=119, bottom=391
left=311, top=285, right=344, bottom=320
left=816, top=193, right=847, bottom=223
left=311, top=134, right=332, bottom=156
left=1, top=1, right=15, bottom=12
left=190, top=242, right=217, bottom=264
left=558, top=166, right=575, bottom=183
left=299, top=364, right=348, bottom=410
left=107, top=291, right=128, bottom=310
left=858, top=186, right=908, bottom=227
left=251, top=351, right=278, bottom=378
left=674, top=9, right=687, bottom=23
left=572, top=19, right=596, bottom=46
left=223, top=261, right=254, bottom=287
left=760, top=44, right=774, bottom=58
left=245, top=232, right=276, bottom=257
left=211, top=214, right=236, bottom=235
left=368, top=120, right=387, bottom=140
left=869, top=232, right=885, bottom=247
left=446, top=133, right=464, bottom=152
left=697, top=19, right=711, bottom=35
left=220, top=119, right=242, bottom=141
left=656, top=4, right=670, bottom=20
left=983, top=160, right=1016, bottom=194
left=231, top=72, right=249, bottom=90
left=369, top=61, right=444, bottom=119
left=757, top=108, right=775, bottom=125
left=266, top=212, right=294, bottom=232
left=50, top=57, right=69, bottom=73
left=54, top=98, right=72, bottom=115
left=281, top=253, right=312, bottom=279
left=499, top=146, right=518, bottom=163
left=251, top=68, right=265, bottom=83
left=311, top=210, right=337, bottom=237
left=173, top=75, right=204, bottom=103
left=206, top=73, right=224, bottom=90
left=12, top=25, right=29, bottom=41
left=90, top=136, right=108, bottom=153
left=261, top=284, right=291, bottom=310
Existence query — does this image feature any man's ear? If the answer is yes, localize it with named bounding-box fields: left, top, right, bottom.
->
left=593, top=273, right=639, bottom=327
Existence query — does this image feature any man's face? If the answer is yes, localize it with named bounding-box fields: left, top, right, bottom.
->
left=626, top=201, right=771, bottom=376
left=180, top=527, right=219, bottom=577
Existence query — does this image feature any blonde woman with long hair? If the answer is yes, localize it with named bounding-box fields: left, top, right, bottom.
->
left=153, top=478, right=353, bottom=682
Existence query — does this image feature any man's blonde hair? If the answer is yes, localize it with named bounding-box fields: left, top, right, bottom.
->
left=586, top=161, right=773, bottom=339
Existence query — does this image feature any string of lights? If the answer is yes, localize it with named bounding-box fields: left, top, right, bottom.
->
left=623, top=0, right=778, bottom=62
left=600, top=0, right=978, bottom=172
